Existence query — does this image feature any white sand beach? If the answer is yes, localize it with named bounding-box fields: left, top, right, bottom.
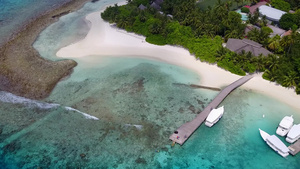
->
left=56, top=6, right=300, bottom=111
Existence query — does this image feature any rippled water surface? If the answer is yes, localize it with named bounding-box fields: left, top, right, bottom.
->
left=1, top=0, right=300, bottom=168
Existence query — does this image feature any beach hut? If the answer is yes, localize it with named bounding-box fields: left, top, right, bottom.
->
left=150, top=2, right=161, bottom=10
left=138, top=4, right=147, bottom=10
left=225, top=38, right=272, bottom=56
left=267, top=25, right=286, bottom=37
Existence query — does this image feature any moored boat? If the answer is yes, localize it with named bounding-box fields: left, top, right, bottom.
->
left=205, top=106, right=224, bottom=127
left=276, top=115, right=294, bottom=136
left=259, top=128, right=270, bottom=141
left=286, top=124, right=300, bottom=143
left=259, top=128, right=289, bottom=158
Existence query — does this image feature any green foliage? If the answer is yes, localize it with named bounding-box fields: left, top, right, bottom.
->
left=241, top=7, right=250, bottom=13
left=247, top=27, right=273, bottom=47
left=285, top=0, right=300, bottom=10
left=145, top=35, right=166, bottom=45
left=296, top=85, right=300, bottom=94
left=271, top=0, right=291, bottom=12
left=248, top=11, right=259, bottom=25
left=187, top=36, right=222, bottom=63
left=101, top=4, right=119, bottom=23
left=279, top=13, right=296, bottom=30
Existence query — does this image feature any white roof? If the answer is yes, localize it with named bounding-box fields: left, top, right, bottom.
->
left=259, top=5, right=286, bottom=22
left=279, top=115, right=294, bottom=128
left=287, top=124, right=300, bottom=138
left=206, top=106, right=224, bottom=123
left=267, top=135, right=289, bottom=153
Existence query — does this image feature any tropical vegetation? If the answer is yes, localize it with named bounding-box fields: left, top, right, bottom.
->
left=270, top=0, right=291, bottom=12
left=102, top=0, right=300, bottom=93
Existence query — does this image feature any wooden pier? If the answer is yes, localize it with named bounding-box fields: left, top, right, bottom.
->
left=288, top=139, right=300, bottom=156
left=169, top=75, right=253, bottom=145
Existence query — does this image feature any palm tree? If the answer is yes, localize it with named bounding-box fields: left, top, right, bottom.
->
left=268, top=35, right=281, bottom=52
left=116, top=15, right=129, bottom=29
left=253, top=54, right=266, bottom=72
left=282, top=71, right=299, bottom=88
left=261, top=15, right=268, bottom=26
left=215, top=47, right=228, bottom=61
left=234, top=0, right=241, bottom=7
left=263, top=69, right=277, bottom=82
left=247, top=28, right=260, bottom=42
left=265, top=54, right=279, bottom=71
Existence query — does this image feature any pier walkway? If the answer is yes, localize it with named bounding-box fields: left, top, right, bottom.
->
left=288, top=139, right=300, bottom=156
left=170, top=75, right=253, bottom=145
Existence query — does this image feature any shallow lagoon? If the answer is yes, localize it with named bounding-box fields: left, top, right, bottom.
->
left=1, top=0, right=300, bottom=168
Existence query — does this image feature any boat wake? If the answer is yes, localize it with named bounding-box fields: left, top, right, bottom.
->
left=0, top=91, right=99, bottom=120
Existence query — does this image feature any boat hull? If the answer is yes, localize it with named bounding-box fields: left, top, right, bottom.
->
left=259, top=129, right=289, bottom=158
left=266, top=141, right=289, bottom=157
left=205, top=106, right=224, bottom=127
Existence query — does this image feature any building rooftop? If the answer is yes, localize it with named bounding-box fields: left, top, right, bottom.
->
left=268, top=25, right=286, bottom=37
left=138, top=4, right=147, bottom=10
left=249, top=1, right=267, bottom=14
left=150, top=2, right=161, bottom=10
left=259, top=5, right=286, bottom=22
left=226, top=38, right=272, bottom=56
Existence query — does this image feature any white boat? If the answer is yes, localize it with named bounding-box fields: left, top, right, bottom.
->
left=276, top=115, right=294, bottom=136
left=259, top=128, right=270, bottom=141
left=205, top=106, right=224, bottom=127
left=259, top=128, right=289, bottom=158
left=286, top=124, right=300, bottom=143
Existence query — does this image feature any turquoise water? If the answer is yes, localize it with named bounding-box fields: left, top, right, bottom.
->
left=1, top=0, right=300, bottom=168
left=236, top=9, right=249, bottom=21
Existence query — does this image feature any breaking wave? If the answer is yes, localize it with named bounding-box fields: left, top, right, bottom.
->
left=0, top=91, right=98, bottom=120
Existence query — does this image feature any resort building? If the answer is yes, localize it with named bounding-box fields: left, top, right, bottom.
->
left=258, top=5, right=286, bottom=22
left=225, top=38, right=272, bottom=56
left=249, top=1, right=267, bottom=14
left=267, top=25, right=286, bottom=37
left=150, top=0, right=164, bottom=10
left=138, top=4, right=147, bottom=10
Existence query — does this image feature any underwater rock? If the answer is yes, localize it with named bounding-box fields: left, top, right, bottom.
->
left=178, top=107, right=184, bottom=113
left=3, top=142, right=20, bottom=153
left=80, top=153, right=86, bottom=159
left=135, top=157, right=147, bottom=164
left=188, top=105, right=195, bottom=113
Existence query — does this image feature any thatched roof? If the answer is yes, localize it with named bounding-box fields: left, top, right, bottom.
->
left=138, top=4, right=147, bottom=10
left=150, top=2, right=161, bottom=10
left=154, top=0, right=164, bottom=5
left=267, top=25, right=286, bottom=37
left=226, top=38, right=272, bottom=56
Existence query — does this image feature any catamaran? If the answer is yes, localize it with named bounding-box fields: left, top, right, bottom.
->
left=259, top=128, right=289, bottom=158
left=286, top=124, right=300, bottom=143
left=276, top=115, right=294, bottom=136
left=205, top=106, right=224, bottom=127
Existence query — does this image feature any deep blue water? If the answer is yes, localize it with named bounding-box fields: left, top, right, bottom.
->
left=0, top=0, right=72, bottom=46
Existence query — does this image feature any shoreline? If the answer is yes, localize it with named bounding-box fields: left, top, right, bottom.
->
left=0, top=0, right=92, bottom=99
left=57, top=6, right=300, bottom=111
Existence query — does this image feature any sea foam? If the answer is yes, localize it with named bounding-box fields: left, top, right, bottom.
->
left=0, top=91, right=98, bottom=120
left=65, top=106, right=99, bottom=120
left=0, top=91, right=59, bottom=109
